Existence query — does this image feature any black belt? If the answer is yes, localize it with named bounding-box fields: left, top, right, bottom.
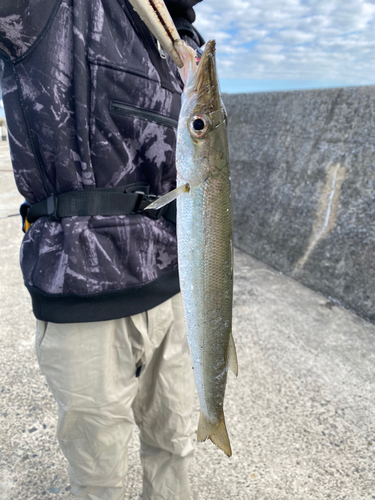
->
left=24, top=183, right=176, bottom=226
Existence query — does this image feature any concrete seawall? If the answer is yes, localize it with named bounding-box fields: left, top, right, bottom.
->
left=223, top=86, right=375, bottom=322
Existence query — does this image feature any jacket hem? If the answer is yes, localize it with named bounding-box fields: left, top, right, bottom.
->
left=27, top=269, right=180, bottom=323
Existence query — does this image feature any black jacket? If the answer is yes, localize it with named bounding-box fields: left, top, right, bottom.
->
left=0, top=0, right=203, bottom=323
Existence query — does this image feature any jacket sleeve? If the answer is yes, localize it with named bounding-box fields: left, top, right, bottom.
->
left=0, top=0, right=60, bottom=60
left=164, top=0, right=202, bottom=23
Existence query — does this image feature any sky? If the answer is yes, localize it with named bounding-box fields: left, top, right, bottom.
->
left=0, top=0, right=374, bottom=101
left=193, top=0, right=375, bottom=93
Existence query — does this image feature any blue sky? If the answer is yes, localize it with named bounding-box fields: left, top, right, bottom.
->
left=194, top=0, right=375, bottom=93
left=0, top=1, right=374, bottom=99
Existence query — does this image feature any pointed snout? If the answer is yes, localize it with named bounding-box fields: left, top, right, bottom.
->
left=189, top=40, right=221, bottom=110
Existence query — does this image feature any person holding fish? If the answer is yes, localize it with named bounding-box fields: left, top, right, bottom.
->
left=0, top=1, right=207, bottom=499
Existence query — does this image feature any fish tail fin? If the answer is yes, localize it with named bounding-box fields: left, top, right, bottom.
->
left=197, top=412, right=232, bottom=457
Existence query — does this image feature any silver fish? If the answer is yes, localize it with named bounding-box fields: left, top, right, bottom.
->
left=148, top=40, right=238, bottom=457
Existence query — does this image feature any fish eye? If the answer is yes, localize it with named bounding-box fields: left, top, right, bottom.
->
left=189, top=114, right=211, bottom=138
left=193, top=118, right=205, bottom=130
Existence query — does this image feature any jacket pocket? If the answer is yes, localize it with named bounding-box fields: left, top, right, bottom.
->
left=88, top=61, right=180, bottom=189
left=109, top=100, right=178, bottom=129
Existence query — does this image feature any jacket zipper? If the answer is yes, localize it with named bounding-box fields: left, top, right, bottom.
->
left=110, top=100, right=178, bottom=129
left=120, top=0, right=177, bottom=94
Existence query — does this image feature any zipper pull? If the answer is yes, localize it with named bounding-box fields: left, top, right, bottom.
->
left=156, top=39, right=167, bottom=59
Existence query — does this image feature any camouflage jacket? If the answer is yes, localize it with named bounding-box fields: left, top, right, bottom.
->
left=0, top=0, right=202, bottom=323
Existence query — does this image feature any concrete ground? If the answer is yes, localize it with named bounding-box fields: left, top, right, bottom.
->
left=0, top=139, right=374, bottom=500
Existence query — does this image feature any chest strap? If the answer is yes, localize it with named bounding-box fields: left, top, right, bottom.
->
left=26, top=183, right=176, bottom=226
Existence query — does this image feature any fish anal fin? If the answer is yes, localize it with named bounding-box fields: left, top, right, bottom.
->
left=197, top=412, right=232, bottom=457
left=228, top=332, right=238, bottom=377
left=145, top=183, right=189, bottom=211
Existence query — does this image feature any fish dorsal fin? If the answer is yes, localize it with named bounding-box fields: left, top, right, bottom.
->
left=228, top=332, right=238, bottom=377
left=145, top=183, right=190, bottom=211
left=197, top=412, right=232, bottom=457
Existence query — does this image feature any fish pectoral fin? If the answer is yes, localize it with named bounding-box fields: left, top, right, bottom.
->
left=228, top=332, right=238, bottom=377
left=197, top=412, right=232, bottom=457
left=145, top=183, right=190, bottom=211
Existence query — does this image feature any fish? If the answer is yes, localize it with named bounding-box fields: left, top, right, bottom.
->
left=147, top=39, right=238, bottom=457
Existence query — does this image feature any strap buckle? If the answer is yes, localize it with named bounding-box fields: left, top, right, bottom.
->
left=137, top=193, right=167, bottom=219
left=46, top=195, right=60, bottom=222
left=20, top=201, right=31, bottom=233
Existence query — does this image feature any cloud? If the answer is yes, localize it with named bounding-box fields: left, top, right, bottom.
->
left=194, top=0, right=375, bottom=85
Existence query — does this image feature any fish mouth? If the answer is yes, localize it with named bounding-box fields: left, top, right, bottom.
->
left=188, top=40, right=221, bottom=112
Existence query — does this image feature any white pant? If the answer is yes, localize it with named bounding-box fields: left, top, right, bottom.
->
left=35, top=294, right=195, bottom=500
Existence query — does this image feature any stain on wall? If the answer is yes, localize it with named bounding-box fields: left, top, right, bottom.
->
left=295, top=164, right=347, bottom=273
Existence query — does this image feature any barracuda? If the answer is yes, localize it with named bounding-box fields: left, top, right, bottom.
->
left=147, top=40, right=238, bottom=457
